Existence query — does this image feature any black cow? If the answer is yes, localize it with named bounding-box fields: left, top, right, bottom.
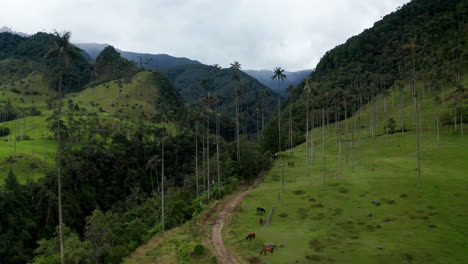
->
left=257, top=207, right=266, bottom=213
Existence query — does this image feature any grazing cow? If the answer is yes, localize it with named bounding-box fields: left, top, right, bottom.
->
left=288, top=161, right=295, bottom=167
left=260, top=247, right=274, bottom=255
left=259, top=218, right=263, bottom=225
left=257, top=207, right=266, bottom=213
left=245, top=233, right=256, bottom=240
left=372, top=200, right=380, bottom=206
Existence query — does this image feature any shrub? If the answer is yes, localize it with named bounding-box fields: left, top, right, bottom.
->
left=384, top=118, right=398, bottom=134
left=193, top=244, right=206, bottom=256
left=0, top=127, right=10, bottom=137
left=10, top=88, right=21, bottom=94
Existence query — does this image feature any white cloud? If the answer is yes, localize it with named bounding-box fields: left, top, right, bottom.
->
left=0, top=0, right=410, bottom=70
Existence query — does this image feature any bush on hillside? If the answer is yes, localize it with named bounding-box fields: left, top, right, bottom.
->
left=0, top=127, right=10, bottom=137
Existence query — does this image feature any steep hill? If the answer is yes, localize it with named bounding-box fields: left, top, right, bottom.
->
left=261, top=0, right=467, bottom=155
left=244, top=69, right=313, bottom=94
left=75, top=43, right=201, bottom=69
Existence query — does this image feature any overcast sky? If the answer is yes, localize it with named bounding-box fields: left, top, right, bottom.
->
left=1, top=0, right=411, bottom=71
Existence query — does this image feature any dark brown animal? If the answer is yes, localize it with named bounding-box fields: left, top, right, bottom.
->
left=245, top=233, right=256, bottom=240
left=260, top=247, right=274, bottom=255
left=259, top=218, right=263, bottom=225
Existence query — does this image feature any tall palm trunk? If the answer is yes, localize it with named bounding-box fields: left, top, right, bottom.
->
left=235, top=96, right=240, bottom=162
left=345, top=103, right=348, bottom=163
left=461, top=111, right=464, bottom=144
left=161, top=119, right=165, bottom=231
left=195, top=122, right=199, bottom=196
left=262, top=97, right=265, bottom=131
left=14, top=112, right=17, bottom=157
left=352, top=112, right=355, bottom=171
left=57, top=71, right=65, bottom=264
left=384, top=95, right=389, bottom=143
left=216, top=105, right=221, bottom=197
left=321, top=108, right=326, bottom=190
left=207, top=112, right=210, bottom=200
left=411, top=49, right=421, bottom=186
left=277, top=79, right=281, bottom=155
left=338, top=133, right=342, bottom=173
left=306, top=93, right=309, bottom=176
left=202, top=124, right=206, bottom=190
left=400, top=87, right=405, bottom=133
left=311, top=110, right=315, bottom=162
left=289, top=103, right=293, bottom=155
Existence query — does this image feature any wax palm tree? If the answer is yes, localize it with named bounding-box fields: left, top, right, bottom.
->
left=145, top=155, right=159, bottom=193
left=161, top=114, right=167, bottom=231
left=381, top=88, right=391, bottom=143
left=272, top=67, right=286, bottom=156
left=454, top=83, right=465, bottom=143
left=255, top=104, right=262, bottom=141
left=193, top=108, right=204, bottom=196
left=259, top=88, right=271, bottom=130
left=403, top=37, right=422, bottom=185
left=230, top=61, right=242, bottom=162
left=45, top=31, right=82, bottom=264
left=211, top=64, right=222, bottom=197
left=304, top=77, right=312, bottom=176
left=200, top=92, right=217, bottom=200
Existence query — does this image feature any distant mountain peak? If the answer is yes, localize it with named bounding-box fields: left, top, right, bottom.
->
left=75, top=43, right=201, bottom=70
left=243, top=69, right=314, bottom=94
left=0, top=26, right=29, bottom=37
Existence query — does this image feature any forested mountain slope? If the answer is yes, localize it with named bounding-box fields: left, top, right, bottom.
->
left=261, top=0, right=467, bottom=153
left=159, top=63, right=278, bottom=136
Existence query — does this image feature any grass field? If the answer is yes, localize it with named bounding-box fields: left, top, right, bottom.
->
left=223, top=83, right=468, bottom=264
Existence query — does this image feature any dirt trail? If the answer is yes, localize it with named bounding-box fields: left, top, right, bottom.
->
left=211, top=174, right=264, bottom=264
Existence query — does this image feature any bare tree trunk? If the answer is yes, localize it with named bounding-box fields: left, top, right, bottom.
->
left=436, top=115, right=440, bottom=145
left=216, top=106, right=221, bottom=197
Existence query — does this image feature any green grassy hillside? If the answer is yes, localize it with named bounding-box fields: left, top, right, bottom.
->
left=0, top=68, right=182, bottom=183
left=223, top=81, right=467, bottom=263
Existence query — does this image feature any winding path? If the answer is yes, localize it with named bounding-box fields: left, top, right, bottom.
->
left=211, top=174, right=264, bottom=264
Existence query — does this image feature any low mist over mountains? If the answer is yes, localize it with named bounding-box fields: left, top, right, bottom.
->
left=0, top=26, right=29, bottom=37
left=243, top=69, right=313, bottom=94
left=76, top=43, right=201, bottom=70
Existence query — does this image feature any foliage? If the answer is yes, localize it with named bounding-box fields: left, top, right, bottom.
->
left=384, top=118, right=398, bottom=134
